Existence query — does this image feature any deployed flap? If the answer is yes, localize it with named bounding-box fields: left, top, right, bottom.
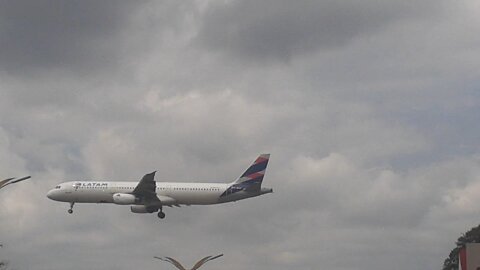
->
left=132, top=172, right=160, bottom=204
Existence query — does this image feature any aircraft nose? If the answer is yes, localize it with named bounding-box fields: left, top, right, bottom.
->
left=47, top=189, right=58, bottom=200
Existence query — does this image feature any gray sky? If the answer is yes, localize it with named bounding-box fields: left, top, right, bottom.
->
left=1, top=1, right=480, bottom=269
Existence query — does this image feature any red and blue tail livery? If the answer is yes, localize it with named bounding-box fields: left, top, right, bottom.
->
left=221, top=154, right=270, bottom=197
left=236, top=154, right=270, bottom=186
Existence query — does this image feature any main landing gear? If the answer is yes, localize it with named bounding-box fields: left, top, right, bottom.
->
left=68, top=202, right=75, bottom=214
left=157, top=210, right=165, bottom=219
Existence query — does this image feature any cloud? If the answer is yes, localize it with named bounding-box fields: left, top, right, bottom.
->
left=196, top=0, right=449, bottom=62
left=0, top=1, right=144, bottom=76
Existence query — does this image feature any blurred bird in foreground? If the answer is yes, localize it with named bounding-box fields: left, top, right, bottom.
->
left=154, top=254, right=223, bottom=270
left=0, top=176, right=31, bottom=190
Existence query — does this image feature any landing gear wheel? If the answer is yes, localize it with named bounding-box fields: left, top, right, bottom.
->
left=157, top=211, right=165, bottom=219
left=68, top=202, right=75, bottom=214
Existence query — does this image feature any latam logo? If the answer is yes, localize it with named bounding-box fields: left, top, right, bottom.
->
left=74, top=182, right=108, bottom=190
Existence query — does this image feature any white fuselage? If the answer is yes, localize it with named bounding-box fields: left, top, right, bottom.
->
left=47, top=181, right=271, bottom=206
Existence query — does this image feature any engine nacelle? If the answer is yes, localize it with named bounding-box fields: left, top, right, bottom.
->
left=130, top=205, right=158, bottom=213
left=112, top=193, right=138, bottom=205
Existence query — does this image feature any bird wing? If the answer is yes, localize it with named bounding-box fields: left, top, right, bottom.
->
left=0, top=178, right=15, bottom=189
left=155, top=256, right=187, bottom=270
left=8, top=176, right=31, bottom=184
left=0, top=176, right=31, bottom=189
left=208, top=254, right=224, bottom=261
left=191, top=254, right=223, bottom=270
left=191, top=256, right=212, bottom=270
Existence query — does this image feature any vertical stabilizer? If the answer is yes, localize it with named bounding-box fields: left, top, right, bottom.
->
left=232, top=154, right=270, bottom=191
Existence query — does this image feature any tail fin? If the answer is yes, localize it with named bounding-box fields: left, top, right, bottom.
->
left=232, top=154, right=270, bottom=190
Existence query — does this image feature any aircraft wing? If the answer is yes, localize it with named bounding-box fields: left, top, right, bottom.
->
left=132, top=172, right=161, bottom=205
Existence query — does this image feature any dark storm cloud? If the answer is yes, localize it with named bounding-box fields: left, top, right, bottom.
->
left=0, top=0, right=145, bottom=75
left=196, top=0, right=447, bottom=62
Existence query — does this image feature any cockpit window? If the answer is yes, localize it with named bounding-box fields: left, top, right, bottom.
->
left=55, top=185, right=61, bottom=189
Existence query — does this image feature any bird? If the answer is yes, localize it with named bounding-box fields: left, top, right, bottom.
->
left=0, top=176, right=31, bottom=190
left=154, top=254, right=223, bottom=270
left=0, top=178, right=15, bottom=189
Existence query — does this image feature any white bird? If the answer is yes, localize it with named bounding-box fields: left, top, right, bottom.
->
left=154, top=254, right=223, bottom=270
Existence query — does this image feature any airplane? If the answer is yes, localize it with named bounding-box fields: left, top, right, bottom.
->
left=154, top=254, right=223, bottom=270
left=0, top=176, right=31, bottom=190
left=47, top=154, right=272, bottom=219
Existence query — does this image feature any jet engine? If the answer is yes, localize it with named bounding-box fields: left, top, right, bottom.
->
left=130, top=205, right=158, bottom=213
left=112, top=193, right=139, bottom=205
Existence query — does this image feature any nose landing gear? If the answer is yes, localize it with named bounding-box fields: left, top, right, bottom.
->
left=68, top=202, right=75, bottom=214
left=157, top=210, right=165, bottom=219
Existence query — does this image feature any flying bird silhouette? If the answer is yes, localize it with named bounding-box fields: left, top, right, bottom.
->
left=154, top=254, right=223, bottom=270
left=0, top=178, right=15, bottom=189
left=0, top=176, right=31, bottom=190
